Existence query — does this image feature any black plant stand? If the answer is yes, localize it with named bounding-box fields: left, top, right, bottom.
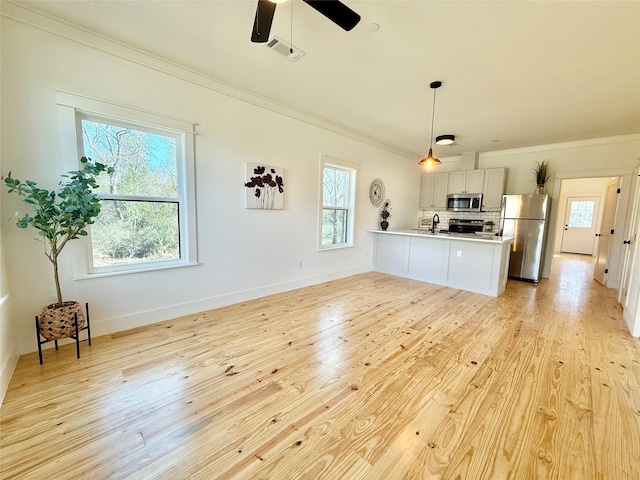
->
left=35, top=302, right=92, bottom=364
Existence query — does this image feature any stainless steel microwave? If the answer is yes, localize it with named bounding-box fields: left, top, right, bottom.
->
left=446, top=193, right=483, bottom=212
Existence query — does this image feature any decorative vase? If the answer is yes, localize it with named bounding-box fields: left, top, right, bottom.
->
left=39, top=301, right=85, bottom=341
left=380, top=220, right=389, bottom=231
left=536, top=184, right=545, bottom=194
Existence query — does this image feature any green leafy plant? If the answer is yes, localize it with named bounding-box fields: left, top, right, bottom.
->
left=3, top=157, right=113, bottom=306
left=534, top=160, right=550, bottom=186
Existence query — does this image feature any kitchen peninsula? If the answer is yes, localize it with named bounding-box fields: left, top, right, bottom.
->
left=369, top=230, right=513, bottom=297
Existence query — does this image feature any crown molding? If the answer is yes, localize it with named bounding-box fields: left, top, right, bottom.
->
left=1, top=1, right=416, bottom=160
left=479, top=133, right=640, bottom=159
left=438, top=134, right=640, bottom=164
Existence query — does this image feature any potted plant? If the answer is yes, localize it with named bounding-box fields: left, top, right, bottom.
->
left=380, top=201, right=391, bottom=231
left=3, top=157, right=113, bottom=340
left=484, top=220, right=495, bottom=232
left=533, top=160, right=550, bottom=194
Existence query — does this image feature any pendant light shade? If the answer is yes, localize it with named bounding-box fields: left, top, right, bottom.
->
left=419, top=80, right=443, bottom=167
left=418, top=148, right=441, bottom=167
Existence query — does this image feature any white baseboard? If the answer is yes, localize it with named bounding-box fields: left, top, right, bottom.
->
left=24, top=266, right=372, bottom=352
left=1, top=338, right=19, bottom=407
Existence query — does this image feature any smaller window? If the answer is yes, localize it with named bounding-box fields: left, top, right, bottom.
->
left=319, top=157, right=357, bottom=249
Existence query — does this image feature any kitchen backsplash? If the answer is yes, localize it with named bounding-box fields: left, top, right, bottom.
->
left=418, top=209, right=502, bottom=231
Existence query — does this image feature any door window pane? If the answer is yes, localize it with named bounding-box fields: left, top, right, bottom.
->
left=568, top=201, right=595, bottom=228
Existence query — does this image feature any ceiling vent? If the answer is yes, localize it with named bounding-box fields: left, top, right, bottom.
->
left=265, top=36, right=305, bottom=62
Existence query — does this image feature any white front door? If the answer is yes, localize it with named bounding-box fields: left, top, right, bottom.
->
left=561, top=197, right=600, bottom=255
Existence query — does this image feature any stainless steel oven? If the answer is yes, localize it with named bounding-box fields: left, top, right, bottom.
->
left=446, top=193, right=483, bottom=212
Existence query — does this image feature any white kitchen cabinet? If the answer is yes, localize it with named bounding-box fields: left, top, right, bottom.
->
left=448, top=169, right=484, bottom=194
left=482, top=168, right=507, bottom=211
left=370, top=230, right=513, bottom=297
left=420, top=172, right=449, bottom=209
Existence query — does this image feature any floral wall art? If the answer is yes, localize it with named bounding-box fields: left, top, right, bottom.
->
left=244, top=163, right=285, bottom=210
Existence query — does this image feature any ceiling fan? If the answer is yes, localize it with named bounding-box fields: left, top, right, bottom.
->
left=251, top=0, right=361, bottom=43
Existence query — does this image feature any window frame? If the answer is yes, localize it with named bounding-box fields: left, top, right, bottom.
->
left=318, top=156, right=358, bottom=250
left=56, top=91, right=198, bottom=278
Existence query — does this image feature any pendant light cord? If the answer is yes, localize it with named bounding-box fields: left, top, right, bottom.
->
left=429, top=86, right=437, bottom=149
left=290, top=0, right=294, bottom=54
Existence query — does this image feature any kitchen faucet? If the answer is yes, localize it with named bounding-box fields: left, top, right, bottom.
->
left=431, top=213, right=440, bottom=233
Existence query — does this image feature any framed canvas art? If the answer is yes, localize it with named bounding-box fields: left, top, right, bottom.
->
left=244, top=163, right=284, bottom=210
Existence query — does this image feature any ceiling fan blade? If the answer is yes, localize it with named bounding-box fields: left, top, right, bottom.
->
left=302, top=0, right=361, bottom=31
left=251, top=0, right=277, bottom=43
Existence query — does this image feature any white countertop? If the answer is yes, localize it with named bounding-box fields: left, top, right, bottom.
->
left=368, top=229, right=513, bottom=244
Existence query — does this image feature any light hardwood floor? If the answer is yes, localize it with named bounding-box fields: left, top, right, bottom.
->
left=1, top=254, right=639, bottom=479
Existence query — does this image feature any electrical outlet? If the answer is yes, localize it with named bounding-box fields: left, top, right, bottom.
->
left=49, top=295, right=57, bottom=303
left=364, top=249, right=368, bottom=257
left=297, top=261, right=302, bottom=269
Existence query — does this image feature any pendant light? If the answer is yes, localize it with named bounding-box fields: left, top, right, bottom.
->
left=418, top=81, right=443, bottom=167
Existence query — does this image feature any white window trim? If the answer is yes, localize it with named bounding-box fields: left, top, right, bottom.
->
left=318, top=155, right=358, bottom=251
left=56, top=91, right=198, bottom=278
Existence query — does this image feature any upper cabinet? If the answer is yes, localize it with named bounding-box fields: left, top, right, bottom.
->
left=420, top=168, right=507, bottom=211
left=448, top=169, right=485, bottom=194
left=420, top=172, right=449, bottom=209
left=482, top=168, right=507, bottom=211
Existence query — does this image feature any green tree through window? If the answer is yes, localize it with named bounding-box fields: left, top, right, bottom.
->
left=320, top=160, right=356, bottom=249
left=81, top=118, right=181, bottom=268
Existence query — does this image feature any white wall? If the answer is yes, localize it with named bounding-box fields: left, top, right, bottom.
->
left=0, top=17, right=421, bottom=356
left=0, top=15, right=19, bottom=404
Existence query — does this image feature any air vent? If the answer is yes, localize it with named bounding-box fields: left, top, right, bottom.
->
left=265, top=36, right=305, bottom=62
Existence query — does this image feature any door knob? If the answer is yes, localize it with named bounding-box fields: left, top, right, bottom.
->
left=595, top=234, right=601, bottom=237
left=624, top=240, right=631, bottom=245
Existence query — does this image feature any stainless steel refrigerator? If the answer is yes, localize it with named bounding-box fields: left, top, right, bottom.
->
left=500, top=194, right=551, bottom=283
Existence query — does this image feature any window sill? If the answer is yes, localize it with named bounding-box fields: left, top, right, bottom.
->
left=318, top=244, right=354, bottom=252
left=73, top=261, right=200, bottom=280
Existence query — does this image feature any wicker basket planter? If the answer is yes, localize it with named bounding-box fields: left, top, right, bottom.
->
left=39, top=301, right=86, bottom=341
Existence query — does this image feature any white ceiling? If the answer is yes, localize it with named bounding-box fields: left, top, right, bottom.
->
left=13, top=0, right=640, bottom=160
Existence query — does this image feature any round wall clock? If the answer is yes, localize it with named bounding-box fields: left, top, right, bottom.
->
left=369, top=178, right=385, bottom=207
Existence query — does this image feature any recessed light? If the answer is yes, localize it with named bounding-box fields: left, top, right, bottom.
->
left=368, top=23, right=380, bottom=32
left=435, top=134, right=455, bottom=145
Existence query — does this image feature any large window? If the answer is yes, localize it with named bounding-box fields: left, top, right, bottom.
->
left=80, top=116, right=182, bottom=270
left=57, top=92, right=197, bottom=276
left=319, top=157, right=357, bottom=249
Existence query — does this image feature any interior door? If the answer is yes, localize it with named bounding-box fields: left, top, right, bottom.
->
left=594, top=180, right=619, bottom=284
left=620, top=171, right=640, bottom=307
left=622, top=180, right=640, bottom=336
left=561, top=197, right=600, bottom=254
